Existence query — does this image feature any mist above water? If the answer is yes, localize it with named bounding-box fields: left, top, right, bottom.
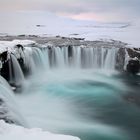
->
left=16, top=68, right=138, bottom=140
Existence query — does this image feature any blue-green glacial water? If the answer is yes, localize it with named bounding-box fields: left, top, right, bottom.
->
left=16, top=69, right=140, bottom=140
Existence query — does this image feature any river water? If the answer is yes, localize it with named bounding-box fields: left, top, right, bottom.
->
left=16, top=68, right=140, bottom=140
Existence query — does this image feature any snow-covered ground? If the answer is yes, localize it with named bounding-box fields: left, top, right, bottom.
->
left=0, top=40, right=35, bottom=53
left=0, top=11, right=139, bottom=48
left=0, top=121, right=80, bottom=140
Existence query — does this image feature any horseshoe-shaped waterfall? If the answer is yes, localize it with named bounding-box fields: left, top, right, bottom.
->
left=0, top=39, right=140, bottom=140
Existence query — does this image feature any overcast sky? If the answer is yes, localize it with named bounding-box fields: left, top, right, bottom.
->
left=0, top=0, right=139, bottom=21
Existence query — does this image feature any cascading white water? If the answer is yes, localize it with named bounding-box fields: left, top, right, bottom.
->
left=62, top=47, right=69, bottom=67
left=53, top=47, right=65, bottom=68
left=32, top=47, right=47, bottom=68
left=24, top=47, right=36, bottom=73
left=0, top=76, right=28, bottom=127
left=9, top=54, right=24, bottom=85
left=104, top=47, right=119, bottom=69
left=26, top=45, right=119, bottom=70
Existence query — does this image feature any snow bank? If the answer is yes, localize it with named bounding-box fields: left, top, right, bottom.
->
left=0, top=121, right=80, bottom=140
left=12, top=40, right=35, bottom=46
left=0, top=40, right=35, bottom=53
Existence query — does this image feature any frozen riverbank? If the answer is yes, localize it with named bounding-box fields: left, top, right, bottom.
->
left=0, top=121, right=80, bottom=140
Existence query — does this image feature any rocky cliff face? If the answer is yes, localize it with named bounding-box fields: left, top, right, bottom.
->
left=116, top=48, right=140, bottom=74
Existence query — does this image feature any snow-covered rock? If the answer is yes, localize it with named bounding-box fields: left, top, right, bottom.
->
left=0, top=40, right=35, bottom=54
left=0, top=120, right=80, bottom=140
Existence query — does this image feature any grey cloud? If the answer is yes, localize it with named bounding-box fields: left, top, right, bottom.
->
left=0, top=0, right=139, bottom=21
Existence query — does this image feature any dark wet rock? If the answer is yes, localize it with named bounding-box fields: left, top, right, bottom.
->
left=116, top=48, right=125, bottom=71
left=18, top=35, right=26, bottom=37
left=68, top=45, right=73, bottom=58
left=17, top=58, right=24, bottom=70
left=69, top=33, right=79, bottom=36
left=125, top=48, right=140, bottom=74
left=0, top=49, right=25, bottom=91
left=127, top=48, right=140, bottom=59
left=116, top=48, right=140, bottom=74
left=0, top=51, right=10, bottom=81
left=0, top=98, right=4, bottom=106
left=0, top=51, right=8, bottom=62
left=17, top=57, right=30, bottom=77
left=134, top=48, right=140, bottom=51
left=16, top=44, right=24, bottom=51
left=14, top=44, right=32, bottom=77
left=36, top=25, right=45, bottom=27
left=0, top=61, right=10, bottom=81
left=126, top=59, right=140, bottom=74
left=71, top=37, right=85, bottom=41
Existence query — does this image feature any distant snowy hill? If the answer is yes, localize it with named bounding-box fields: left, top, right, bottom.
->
left=0, top=11, right=139, bottom=47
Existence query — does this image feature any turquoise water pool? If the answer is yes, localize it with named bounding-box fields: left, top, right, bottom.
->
left=17, top=69, right=140, bottom=140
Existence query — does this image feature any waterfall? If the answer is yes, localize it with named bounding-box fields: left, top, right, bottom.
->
left=32, top=47, right=47, bottom=68
left=74, top=46, right=81, bottom=68
left=9, top=54, right=25, bottom=86
left=53, top=47, right=65, bottom=68
left=24, top=47, right=36, bottom=74
left=27, top=45, right=119, bottom=70
left=0, top=76, right=28, bottom=127
left=104, top=48, right=119, bottom=69
left=41, top=48, right=50, bottom=69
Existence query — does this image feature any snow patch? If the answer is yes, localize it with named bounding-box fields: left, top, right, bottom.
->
left=0, top=120, right=80, bottom=140
left=0, top=40, right=35, bottom=53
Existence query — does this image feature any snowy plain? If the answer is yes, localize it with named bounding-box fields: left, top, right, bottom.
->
left=0, top=11, right=139, bottom=48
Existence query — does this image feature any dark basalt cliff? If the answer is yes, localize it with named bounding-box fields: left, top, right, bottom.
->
left=116, top=48, right=140, bottom=74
